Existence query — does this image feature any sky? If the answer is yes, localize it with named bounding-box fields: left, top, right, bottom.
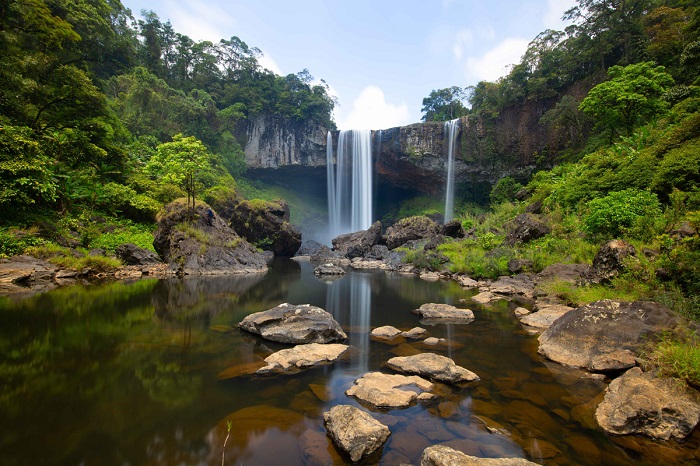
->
left=121, top=0, right=578, bottom=130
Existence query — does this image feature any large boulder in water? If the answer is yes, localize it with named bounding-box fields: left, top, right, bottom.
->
left=383, top=216, right=440, bottom=250
left=421, top=445, right=539, bottom=465
left=153, top=199, right=267, bottom=275
left=238, top=303, right=347, bottom=344
left=538, top=300, right=686, bottom=372
left=230, top=199, right=301, bottom=256
left=332, top=221, right=382, bottom=258
left=386, top=353, right=480, bottom=384
left=323, top=405, right=391, bottom=462
left=595, top=367, right=700, bottom=440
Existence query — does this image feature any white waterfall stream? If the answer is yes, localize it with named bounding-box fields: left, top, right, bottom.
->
left=444, top=118, right=459, bottom=223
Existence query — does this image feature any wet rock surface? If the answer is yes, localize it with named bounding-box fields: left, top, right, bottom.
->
left=421, top=445, right=539, bottom=465
left=313, top=263, right=345, bottom=276
left=239, top=303, right=347, bottom=344
left=538, top=300, right=685, bottom=372
left=346, top=372, right=435, bottom=408
left=323, top=405, right=391, bottom=462
left=153, top=200, right=267, bottom=275
left=413, top=303, right=475, bottom=324
left=256, top=343, right=349, bottom=374
left=596, top=367, right=700, bottom=440
left=386, top=353, right=480, bottom=384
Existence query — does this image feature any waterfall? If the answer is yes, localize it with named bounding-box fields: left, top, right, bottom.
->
left=444, top=118, right=459, bottom=223
left=327, top=130, right=373, bottom=240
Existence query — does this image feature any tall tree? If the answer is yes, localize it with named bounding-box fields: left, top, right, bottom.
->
left=421, top=87, right=468, bottom=122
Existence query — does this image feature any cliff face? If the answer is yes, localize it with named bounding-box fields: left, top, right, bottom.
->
left=243, top=114, right=327, bottom=168
left=242, top=87, right=591, bottom=196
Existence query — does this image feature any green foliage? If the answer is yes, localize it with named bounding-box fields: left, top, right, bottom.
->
left=582, top=189, right=662, bottom=240
left=89, top=222, right=156, bottom=254
left=579, top=62, right=675, bottom=138
left=489, top=177, right=523, bottom=206
left=0, top=126, right=58, bottom=210
left=438, top=240, right=511, bottom=279
left=651, top=332, right=700, bottom=388
left=26, top=243, right=123, bottom=272
left=421, top=87, right=468, bottom=122
left=0, top=228, right=46, bottom=258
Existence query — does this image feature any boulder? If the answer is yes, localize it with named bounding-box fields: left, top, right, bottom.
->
left=588, top=239, right=636, bottom=283
left=595, top=367, right=700, bottom=440
left=537, top=263, right=591, bottom=284
left=413, top=303, right=475, bottom=324
left=0, top=255, right=57, bottom=295
left=508, top=258, right=533, bottom=274
left=296, top=240, right=325, bottom=256
left=518, top=303, right=575, bottom=330
left=488, top=273, right=536, bottom=297
left=230, top=199, right=302, bottom=256
left=313, top=263, right=345, bottom=277
left=504, top=213, right=551, bottom=246
left=384, top=216, right=441, bottom=250
left=331, top=221, right=382, bottom=258
left=323, top=405, right=391, bottom=462
left=538, top=300, right=685, bottom=372
left=114, top=243, right=161, bottom=266
left=346, top=372, right=435, bottom=408
left=386, top=353, right=480, bottom=384
left=256, top=343, right=349, bottom=374
left=153, top=199, right=267, bottom=275
left=421, top=445, right=539, bottom=465
left=309, top=245, right=350, bottom=265
left=442, top=219, right=465, bottom=238
left=239, top=303, right=347, bottom=344
left=371, top=325, right=403, bottom=339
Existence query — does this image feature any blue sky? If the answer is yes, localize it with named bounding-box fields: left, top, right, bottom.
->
left=121, top=0, right=577, bottom=130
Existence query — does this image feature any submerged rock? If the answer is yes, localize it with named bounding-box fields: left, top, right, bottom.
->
left=323, top=405, right=391, bottom=462
left=239, top=303, right=347, bottom=344
left=413, top=303, right=475, bottom=324
left=346, top=372, right=435, bottom=408
left=257, top=343, right=349, bottom=374
left=596, top=367, right=700, bottom=440
left=538, top=300, right=685, bottom=372
left=421, top=445, right=539, bottom=465
left=386, top=353, right=480, bottom=384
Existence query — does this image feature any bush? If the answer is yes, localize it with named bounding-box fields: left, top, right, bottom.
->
left=582, top=189, right=662, bottom=241
left=490, top=176, right=523, bottom=205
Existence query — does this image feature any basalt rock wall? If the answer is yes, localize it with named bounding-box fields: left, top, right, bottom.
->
left=241, top=84, right=592, bottom=196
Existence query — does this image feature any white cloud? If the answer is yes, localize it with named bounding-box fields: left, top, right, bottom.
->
left=335, top=86, right=411, bottom=130
left=258, top=52, right=283, bottom=75
left=162, top=0, right=234, bottom=43
left=465, top=37, right=530, bottom=83
left=544, top=0, right=578, bottom=30
left=452, top=29, right=474, bottom=59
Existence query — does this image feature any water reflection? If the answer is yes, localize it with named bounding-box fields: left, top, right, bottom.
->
left=326, top=272, right=371, bottom=374
left=0, top=264, right=699, bottom=465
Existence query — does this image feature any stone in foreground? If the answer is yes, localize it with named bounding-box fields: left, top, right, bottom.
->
left=323, top=405, right=390, bottom=462
left=538, top=300, right=684, bottom=372
left=595, top=367, right=700, bottom=440
left=239, top=303, right=347, bottom=344
left=413, top=303, right=475, bottom=324
left=421, top=445, right=539, bottom=465
left=256, top=343, right=349, bottom=374
left=346, top=372, right=434, bottom=408
left=387, top=353, right=480, bottom=384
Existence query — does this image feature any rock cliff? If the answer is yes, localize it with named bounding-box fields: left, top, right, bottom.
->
left=241, top=85, right=592, bottom=198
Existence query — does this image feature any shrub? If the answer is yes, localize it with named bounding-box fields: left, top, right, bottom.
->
left=582, top=189, right=662, bottom=241
left=651, top=332, right=700, bottom=388
left=490, top=176, right=523, bottom=205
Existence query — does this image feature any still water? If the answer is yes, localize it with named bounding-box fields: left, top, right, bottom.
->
left=1, top=259, right=698, bottom=465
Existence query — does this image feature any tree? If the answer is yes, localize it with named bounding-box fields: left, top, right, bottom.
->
left=579, top=61, right=675, bottom=139
left=146, top=134, right=213, bottom=221
left=421, top=87, right=468, bottom=122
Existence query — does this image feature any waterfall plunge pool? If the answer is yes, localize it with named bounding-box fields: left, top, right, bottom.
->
left=0, top=259, right=698, bottom=465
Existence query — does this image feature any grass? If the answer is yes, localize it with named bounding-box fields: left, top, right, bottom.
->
left=26, top=243, right=123, bottom=272
left=650, top=332, right=700, bottom=388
